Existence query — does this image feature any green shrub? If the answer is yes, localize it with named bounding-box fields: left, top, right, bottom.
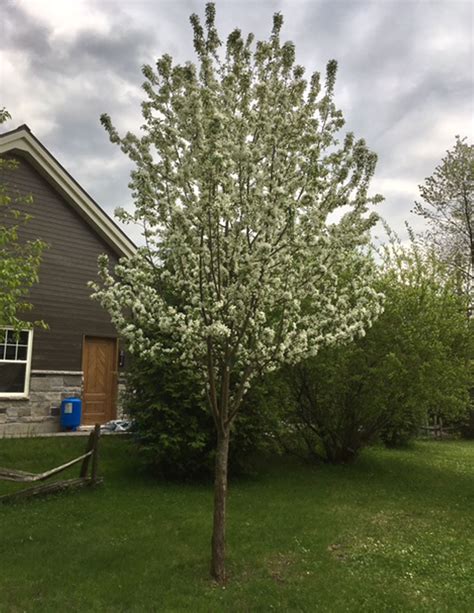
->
left=276, top=240, right=472, bottom=462
left=123, top=358, right=278, bottom=480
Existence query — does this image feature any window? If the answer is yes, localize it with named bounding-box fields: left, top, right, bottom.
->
left=0, top=329, right=33, bottom=398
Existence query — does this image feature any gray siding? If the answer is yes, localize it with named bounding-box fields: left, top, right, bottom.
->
left=1, top=154, right=121, bottom=371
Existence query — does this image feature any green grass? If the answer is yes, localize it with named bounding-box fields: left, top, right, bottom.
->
left=0, top=437, right=473, bottom=612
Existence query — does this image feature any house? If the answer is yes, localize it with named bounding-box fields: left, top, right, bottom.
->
left=0, top=125, right=136, bottom=436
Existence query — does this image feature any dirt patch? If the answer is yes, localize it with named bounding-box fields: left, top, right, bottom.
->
left=266, top=552, right=296, bottom=584
left=327, top=542, right=350, bottom=562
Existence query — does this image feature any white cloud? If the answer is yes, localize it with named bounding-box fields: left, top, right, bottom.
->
left=372, top=177, right=420, bottom=198
left=17, top=0, right=109, bottom=38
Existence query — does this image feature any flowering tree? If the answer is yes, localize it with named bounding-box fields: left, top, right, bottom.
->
left=93, top=5, right=383, bottom=582
left=0, top=108, right=46, bottom=330
left=414, top=137, right=474, bottom=312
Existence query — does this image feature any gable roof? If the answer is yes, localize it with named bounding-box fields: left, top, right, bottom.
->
left=0, top=124, right=136, bottom=258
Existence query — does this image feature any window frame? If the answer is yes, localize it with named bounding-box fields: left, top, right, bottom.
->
left=0, top=328, right=34, bottom=399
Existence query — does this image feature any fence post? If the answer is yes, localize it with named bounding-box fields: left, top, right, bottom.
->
left=91, top=424, right=101, bottom=484
left=79, top=430, right=95, bottom=478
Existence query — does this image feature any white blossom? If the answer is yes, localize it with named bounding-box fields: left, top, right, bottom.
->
left=91, top=6, right=384, bottom=424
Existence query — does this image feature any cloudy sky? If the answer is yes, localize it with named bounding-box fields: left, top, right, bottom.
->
left=1, top=0, right=473, bottom=244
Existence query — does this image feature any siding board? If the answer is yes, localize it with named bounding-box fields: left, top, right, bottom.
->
left=1, top=154, right=122, bottom=371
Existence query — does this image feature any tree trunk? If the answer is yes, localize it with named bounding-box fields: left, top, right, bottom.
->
left=211, top=426, right=231, bottom=583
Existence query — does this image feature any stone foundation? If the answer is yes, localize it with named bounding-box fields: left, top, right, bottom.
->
left=0, top=372, right=82, bottom=437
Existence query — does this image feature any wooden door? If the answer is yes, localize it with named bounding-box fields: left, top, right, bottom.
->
left=82, top=336, right=117, bottom=425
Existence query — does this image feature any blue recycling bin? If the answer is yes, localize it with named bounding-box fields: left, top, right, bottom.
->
left=60, top=397, right=82, bottom=431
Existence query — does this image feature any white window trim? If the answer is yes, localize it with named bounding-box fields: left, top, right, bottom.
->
left=0, top=328, right=34, bottom=399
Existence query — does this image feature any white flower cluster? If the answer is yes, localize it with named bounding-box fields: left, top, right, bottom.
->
left=93, top=9, right=385, bottom=420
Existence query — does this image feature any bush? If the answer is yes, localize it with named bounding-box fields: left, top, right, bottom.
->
left=276, top=239, right=472, bottom=463
left=275, top=343, right=397, bottom=464
left=123, top=358, right=278, bottom=480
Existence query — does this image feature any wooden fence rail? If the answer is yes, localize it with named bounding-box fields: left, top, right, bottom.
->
left=0, top=424, right=102, bottom=504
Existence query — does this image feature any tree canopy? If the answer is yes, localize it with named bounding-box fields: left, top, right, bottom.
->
left=414, top=136, right=474, bottom=310
left=0, top=108, right=46, bottom=329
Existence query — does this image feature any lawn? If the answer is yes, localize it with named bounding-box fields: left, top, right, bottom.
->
left=0, top=437, right=472, bottom=612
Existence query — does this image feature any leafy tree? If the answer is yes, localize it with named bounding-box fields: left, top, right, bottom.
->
left=0, top=108, right=46, bottom=329
left=278, top=233, right=472, bottom=462
left=414, top=137, right=474, bottom=310
left=92, top=5, right=383, bottom=581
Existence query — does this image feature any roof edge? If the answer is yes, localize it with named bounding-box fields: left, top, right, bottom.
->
left=0, top=125, right=137, bottom=258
